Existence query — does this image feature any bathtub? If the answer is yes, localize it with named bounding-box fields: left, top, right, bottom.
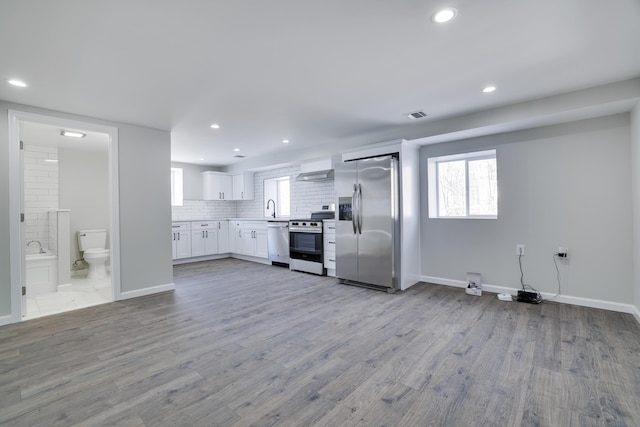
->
left=26, top=249, right=58, bottom=295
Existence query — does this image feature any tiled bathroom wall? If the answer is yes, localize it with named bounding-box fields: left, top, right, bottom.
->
left=24, top=144, right=58, bottom=251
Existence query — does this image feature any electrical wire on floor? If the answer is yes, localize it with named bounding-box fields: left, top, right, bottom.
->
left=518, top=253, right=542, bottom=303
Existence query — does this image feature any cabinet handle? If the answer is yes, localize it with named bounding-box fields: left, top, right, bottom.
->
left=177, top=232, right=180, bottom=240
left=172, top=232, right=175, bottom=241
left=218, top=222, right=221, bottom=229
left=206, top=230, right=209, bottom=238
left=329, top=241, right=335, bottom=244
left=239, top=230, right=242, bottom=238
left=329, top=258, right=335, bottom=262
left=241, top=191, right=244, bottom=199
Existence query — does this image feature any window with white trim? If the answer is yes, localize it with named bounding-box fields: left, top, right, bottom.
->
left=427, top=150, right=497, bottom=218
left=171, top=167, right=183, bottom=206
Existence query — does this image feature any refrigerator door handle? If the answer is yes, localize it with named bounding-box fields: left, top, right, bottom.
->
left=352, top=184, right=358, bottom=234
left=357, top=183, right=363, bottom=234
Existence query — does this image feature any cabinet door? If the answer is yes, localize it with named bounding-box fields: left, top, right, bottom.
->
left=254, top=229, right=269, bottom=259
left=203, top=172, right=233, bottom=200
left=171, top=232, right=177, bottom=259
left=228, top=221, right=237, bottom=253
left=217, top=221, right=230, bottom=253
left=240, top=228, right=255, bottom=255
left=175, top=231, right=191, bottom=259
left=191, top=230, right=206, bottom=257
left=204, top=229, right=218, bottom=255
left=232, top=172, right=255, bottom=200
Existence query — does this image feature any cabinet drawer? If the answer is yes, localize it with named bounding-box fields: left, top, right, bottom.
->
left=191, top=221, right=217, bottom=230
left=172, top=222, right=190, bottom=231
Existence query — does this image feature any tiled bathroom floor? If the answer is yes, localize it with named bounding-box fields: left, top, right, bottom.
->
left=24, top=274, right=112, bottom=320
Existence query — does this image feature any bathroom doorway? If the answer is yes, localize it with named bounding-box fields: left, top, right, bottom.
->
left=8, top=110, right=120, bottom=321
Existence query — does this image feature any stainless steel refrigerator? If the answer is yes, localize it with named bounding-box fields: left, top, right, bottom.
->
left=335, top=154, right=400, bottom=292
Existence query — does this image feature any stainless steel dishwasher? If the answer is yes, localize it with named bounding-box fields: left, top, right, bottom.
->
left=267, top=221, right=290, bottom=266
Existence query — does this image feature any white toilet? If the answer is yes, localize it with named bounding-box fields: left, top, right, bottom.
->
left=77, top=229, right=110, bottom=279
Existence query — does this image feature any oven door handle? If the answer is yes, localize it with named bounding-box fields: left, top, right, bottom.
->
left=352, top=184, right=358, bottom=234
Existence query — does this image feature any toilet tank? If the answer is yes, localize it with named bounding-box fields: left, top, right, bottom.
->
left=78, top=229, right=107, bottom=251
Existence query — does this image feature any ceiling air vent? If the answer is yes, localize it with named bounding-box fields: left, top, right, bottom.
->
left=407, top=110, right=427, bottom=120
left=233, top=155, right=246, bottom=158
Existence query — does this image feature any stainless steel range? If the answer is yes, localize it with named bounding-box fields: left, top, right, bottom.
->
left=289, top=205, right=335, bottom=275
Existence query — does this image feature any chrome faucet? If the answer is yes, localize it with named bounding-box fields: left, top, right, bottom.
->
left=27, top=240, right=43, bottom=253
left=266, top=199, right=276, bottom=218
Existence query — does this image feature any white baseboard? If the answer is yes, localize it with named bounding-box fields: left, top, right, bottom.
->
left=0, top=314, right=17, bottom=327
left=421, top=275, right=640, bottom=321
left=633, top=305, right=640, bottom=324
left=118, top=282, right=175, bottom=300
left=231, top=254, right=272, bottom=265
left=172, top=253, right=230, bottom=265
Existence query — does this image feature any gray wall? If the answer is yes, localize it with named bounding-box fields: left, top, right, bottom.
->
left=420, top=114, right=633, bottom=304
left=59, top=147, right=109, bottom=263
left=171, top=161, right=222, bottom=200
left=632, top=102, right=640, bottom=313
left=0, top=101, right=173, bottom=318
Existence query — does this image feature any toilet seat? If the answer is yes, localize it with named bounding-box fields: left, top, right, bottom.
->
left=84, top=248, right=109, bottom=257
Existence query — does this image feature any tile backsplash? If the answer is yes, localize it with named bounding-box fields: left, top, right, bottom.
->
left=171, top=200, right=238, bottom=221
left=171, top=164, right=336, bottom=221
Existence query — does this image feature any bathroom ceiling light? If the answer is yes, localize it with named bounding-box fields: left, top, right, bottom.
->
left=233, top=148, right=240, bottom=152
left=60, top=130, right=86, bottom=138
left=482, top=86, right=497, bottom=93
left=432, top=8, right=457, bottom=23
left=7, top=79, right=27, bottom=88
left=210, top=124, right=220, bottom=129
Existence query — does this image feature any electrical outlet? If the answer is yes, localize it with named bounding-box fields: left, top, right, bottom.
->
left=516, top=244, right=525, bottom=256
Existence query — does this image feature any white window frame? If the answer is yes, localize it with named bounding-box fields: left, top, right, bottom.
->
left=171, top=167, right=183, bottom=206
left=427, top=149, right=497, bottom=219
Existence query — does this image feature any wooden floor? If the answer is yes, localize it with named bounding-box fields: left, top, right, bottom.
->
left=1, top=259, right=639, bottom=426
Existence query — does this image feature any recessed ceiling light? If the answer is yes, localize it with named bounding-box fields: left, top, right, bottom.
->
left=432, top=8, right=457, bottom=23
left=199, top=158, right=205, bottom=161
left=482, top=86, right=497, bottom=93
left=210, top=124, right=220, bottom=129
left=60, top=130, right=86, bottom=138
left=233, top=148, right=240, bottom=152
left=8, top=79, right=27, bottom=88
left=282, top=139, right=290, bottom=144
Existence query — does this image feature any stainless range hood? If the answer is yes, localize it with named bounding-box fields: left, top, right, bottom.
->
left=296, top=169, right=334, bottom=182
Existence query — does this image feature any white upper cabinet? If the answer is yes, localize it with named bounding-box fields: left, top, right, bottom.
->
left=232, top=172, right=255, bottom=200
left=202, top=171, right=233, bottom=201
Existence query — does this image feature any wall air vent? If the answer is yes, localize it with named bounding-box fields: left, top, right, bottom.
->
left=234, top=155, right=246, bottom=158
left=407, top=110, right=427, bottom=120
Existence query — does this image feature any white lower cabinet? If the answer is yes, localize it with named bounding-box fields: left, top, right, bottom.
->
left=190, top=220, right=230, bottom=257
left=234, top=221, right=268, bottom=259
left=172, top=222, right=191, bottom=260
left=191, top=221, right=218, bottom=257
left=323, top=220, right=336, bottom=277
left=217, top=221, right=230, bottom=253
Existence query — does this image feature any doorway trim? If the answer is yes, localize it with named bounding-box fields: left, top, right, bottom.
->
left=8, top=110, right=121, bottom=323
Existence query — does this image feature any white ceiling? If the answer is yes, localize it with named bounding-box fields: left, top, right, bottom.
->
left=20, top=122, right=108, bottom=152
left=1, top=1, right=639, bottom=168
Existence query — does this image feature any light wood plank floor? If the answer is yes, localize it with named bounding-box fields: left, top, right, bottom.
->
left=1, top=258, right=639, bottom=426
